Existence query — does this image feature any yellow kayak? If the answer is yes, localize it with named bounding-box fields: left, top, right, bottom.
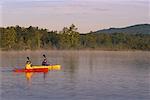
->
left=26, top=64, right=61, bottom=70
left=32, top=65, right=61, bottom=70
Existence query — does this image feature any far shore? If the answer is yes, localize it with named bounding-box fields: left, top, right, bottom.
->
left=0, top=49, right=149, bottom=54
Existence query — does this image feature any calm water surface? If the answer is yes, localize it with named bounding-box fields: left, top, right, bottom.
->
left=1, top=51, right=150, bottom=100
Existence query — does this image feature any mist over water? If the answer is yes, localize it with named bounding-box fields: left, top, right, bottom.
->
left=1, top=51, right=150, bottom=100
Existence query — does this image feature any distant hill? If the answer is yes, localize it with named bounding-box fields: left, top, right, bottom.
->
left=94, top=24, right=150, bottom=34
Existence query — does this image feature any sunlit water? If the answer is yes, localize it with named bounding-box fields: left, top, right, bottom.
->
left=1, top=51, right=150, bottom=100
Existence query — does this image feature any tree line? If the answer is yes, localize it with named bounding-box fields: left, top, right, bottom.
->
left=0, top=24, right=150, bottom=50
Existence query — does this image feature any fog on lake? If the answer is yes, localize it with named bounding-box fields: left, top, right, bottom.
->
left=1, top=51, right=150, bottom=100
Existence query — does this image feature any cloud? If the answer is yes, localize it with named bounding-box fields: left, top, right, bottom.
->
left=2, top=0, right=149, bottom=32
left=3, top=0, right=66, bottom=8
left=93, top=8, right=109, bottom=12
left=3, top=0, right=110, bottom=15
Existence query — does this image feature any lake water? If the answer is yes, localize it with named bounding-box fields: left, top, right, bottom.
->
left=1, top=51, right=150, bottom=100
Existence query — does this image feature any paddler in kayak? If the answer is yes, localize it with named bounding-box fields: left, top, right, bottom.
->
left=25, top=57, right=32, bottom=69
left=42, top=54, right=49, bottom=66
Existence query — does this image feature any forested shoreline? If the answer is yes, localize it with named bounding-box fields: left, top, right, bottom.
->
left=0, top=24, right=150, bottom=51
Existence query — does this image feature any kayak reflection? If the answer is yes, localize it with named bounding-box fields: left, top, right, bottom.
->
left=25, top=72, right=48, bottom=81
left=25, top=72, right=33, bottom=81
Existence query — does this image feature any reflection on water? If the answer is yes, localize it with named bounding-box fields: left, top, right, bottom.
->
left=1, top=51, right=150, bottom=100
left=25, top=72, right=48, bottom=81
left=62, top=53, right=79, bottom=83
left=25, top=72, right=33, bottom=81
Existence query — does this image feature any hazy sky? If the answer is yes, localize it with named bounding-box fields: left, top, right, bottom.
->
left=1, top=0, right=150, bottom=32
